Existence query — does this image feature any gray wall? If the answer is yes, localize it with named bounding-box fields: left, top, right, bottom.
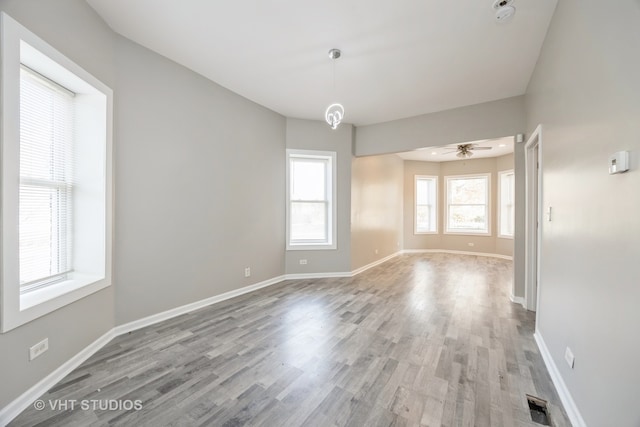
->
left=403, top=155, right=513, bottom=257
left=351, top=154, right=404, bottom=271
left=114, top=37, right=286, bottom=325
left=525, top=0, right=640, bottom=426
left=285, top=118, right=353, bottom=274
left=355, top=96, right=526, bottom=156
left=0, top=0, right=116, bottom=409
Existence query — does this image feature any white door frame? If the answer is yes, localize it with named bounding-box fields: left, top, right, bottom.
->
left=524, top=125, right=543, bottom=313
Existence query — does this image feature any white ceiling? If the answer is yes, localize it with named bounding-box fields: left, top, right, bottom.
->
left=86, top=0, right=557, bottom=126
left=396, top=137, right=514, bottom=162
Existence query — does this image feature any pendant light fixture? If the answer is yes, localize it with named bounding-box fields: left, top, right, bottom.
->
left=325, top=48, right=344, bottom=130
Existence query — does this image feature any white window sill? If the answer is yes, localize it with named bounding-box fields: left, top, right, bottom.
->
left=287, top=243, right=337, bottom=251
left=20, top=274, right=105, bottom=310
left=414, top=231, right=438, bottom=235
left=498, top=235, right=514, bottom=240
left=444, top=230, right=491, bottom=237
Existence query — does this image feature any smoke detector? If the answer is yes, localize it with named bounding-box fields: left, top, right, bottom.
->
left=495, top=5, right=516, bottom=23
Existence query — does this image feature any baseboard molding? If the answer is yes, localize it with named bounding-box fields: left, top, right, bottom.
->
left=350, top=251, right=402, bottom=277
left=534, top=331, right=587, bottom=427
left=283, top=272, right=351, bottom=280
left=402, top=248, right=513, bottom=260
left=509, top=294, right=525, bottom=307
left=114, top=275, right=287, bottom=335
left=0, top=328, right=115, bottom=426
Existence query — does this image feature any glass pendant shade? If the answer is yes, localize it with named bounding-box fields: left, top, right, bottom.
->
left=325, top=103, right=344, bottom=130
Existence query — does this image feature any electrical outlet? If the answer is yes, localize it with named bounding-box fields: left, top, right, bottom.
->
left=468, top=242, right=475, bottom=247
left=299, top=259, right=307, bottom=265
left=244, top=267, right=251, bottom=277
left=29, top=338, right=48, bottom=361
left=564, top=347, right=575, bottom=369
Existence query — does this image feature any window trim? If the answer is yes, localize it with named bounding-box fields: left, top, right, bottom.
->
left=286, top=149, right=337, bottom=251
left=498, top=169, right=515, bottom=239
left=444, top=173, right=491, bottom=236
left=1, top=13, right=113, bottom=332
left=414, top=175, right=438, bottom=235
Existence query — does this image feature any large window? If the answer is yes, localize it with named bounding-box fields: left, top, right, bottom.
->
left=1, top=13, right=113, bottom=332
left=415, top=175, right=437, bottom=233
left=445, top=174, right=490, bottom=235
left=499, top=170, right=515, bottom=238
left=286, top=149, right=336, bottom=250
left=19, top=66, right=74, bottom=290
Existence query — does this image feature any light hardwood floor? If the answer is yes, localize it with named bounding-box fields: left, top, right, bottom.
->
left=10, top=254, right=570, bottom=426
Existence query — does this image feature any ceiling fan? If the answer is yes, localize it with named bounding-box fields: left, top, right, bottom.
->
left=443, top=143, right=492, bottom=158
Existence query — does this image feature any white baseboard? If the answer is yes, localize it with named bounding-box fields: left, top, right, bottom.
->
left=114, top=275, right=287, bottom=335
left=534, top=331, right=587, bottom=427
left=509, top=294, right=526, bottom=307
left=0, top=329, right=115, bottom=426
left=283, top=272, right=351, bottom=280
left=402, top=248, right=513, bottom=260
left=350, top=251, right=402, bottom=276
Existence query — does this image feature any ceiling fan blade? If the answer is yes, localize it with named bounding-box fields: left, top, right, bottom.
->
left=471, top=147, right=492, bottom=150
left=442, top=150, right=458, bottom=154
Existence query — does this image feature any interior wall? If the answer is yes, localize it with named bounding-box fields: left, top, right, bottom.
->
left=285, top=118, right=353, bottom=274
left=402, top=155, right=514, bottom=257
left=350, top=154, right=403, bottom=271
left=354, top=96, right=526, bottom=156
left=114, top=36, right=286, bottom=325
left=0, top=0, right=116, bottom=409
left=525, top=0, right=640, bottom=426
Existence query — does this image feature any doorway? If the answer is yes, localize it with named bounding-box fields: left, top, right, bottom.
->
left=524, top=125, right=542, bottom=313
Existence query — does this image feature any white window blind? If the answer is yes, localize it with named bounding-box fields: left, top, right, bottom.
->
left=19, top=66, right=75, bottom=289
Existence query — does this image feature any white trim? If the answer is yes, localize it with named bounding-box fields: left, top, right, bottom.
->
left=114, top=275, right=286, bottom=335
left=350, top=251, right=402, bottom=276
left=414, top=175, right=438, bottom=234
left=534, top=331, right=587, bottom=427
left=524, top=125, right=543, bottom=313
left=0, top=328, right=115, bottom=426
left=285, top=149, right=337, bottom=251
left=402, top=249, right=512, bottom=260
left=509, top=294, right=525, bottom=307
left=497, top=169, right=515, bottom=239
left=283, top=272, right=351, bottom=280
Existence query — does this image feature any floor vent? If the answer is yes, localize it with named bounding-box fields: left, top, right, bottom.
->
left=526, top=394, right=551, bottom=426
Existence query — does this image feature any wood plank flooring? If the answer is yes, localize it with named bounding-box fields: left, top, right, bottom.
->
left=10, top=254, right=571, bottom=427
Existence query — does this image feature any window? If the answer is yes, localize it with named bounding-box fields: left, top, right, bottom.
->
left=286, top=149, right=336, bottom=250
left=415, top=175, right=437, bottom=233
left=445, top=174, right=490, bottom=235
left=1, top=13, right=113, bottom=332
left=19, top=66, right=74, bottom=290
left=499, top=170, right=515, bottom=238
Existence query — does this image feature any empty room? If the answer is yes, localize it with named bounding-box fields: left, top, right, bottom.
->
left=0, top=0, right=638, bottom=426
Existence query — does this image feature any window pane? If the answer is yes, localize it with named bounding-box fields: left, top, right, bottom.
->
left=291, top=201, right=327, bottom=241
left=291, top=159, right=326, bottom=201
left=416, top=205, right=432, bottom=232
left=416, top=179, right=433, bottom=205
left=449, top=205, right=487, bottom=231
left=449, top=177, right=486, bottom=204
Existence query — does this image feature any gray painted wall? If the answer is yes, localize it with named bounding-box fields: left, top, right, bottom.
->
left=285, top=118, right=353, bottom=274
left=525, top=0, right=640, bottom=426
left=0, top=0, right=116, bottom=409
left=355, top=96, right=526, bottom=157
left=351, top=154, right=404, bottom=271
left=403, top=155, right=513, bottom=257
left=114, top=36, right=286, bottom=325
